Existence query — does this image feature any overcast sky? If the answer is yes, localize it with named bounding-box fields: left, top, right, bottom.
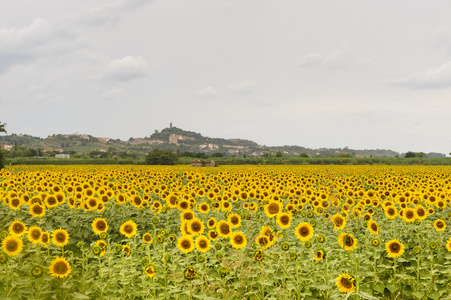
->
left=1, top=0, right=451, bottom=154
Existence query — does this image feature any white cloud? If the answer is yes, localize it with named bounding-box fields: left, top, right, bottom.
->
left=391, top=61, right=451, bottom=89
left=100, top=88, right=130, bottom=100
left=297, top=43, right=358, bottom=69
left=104, top=56, right=149, bottom=81
left=196, top=86, right=219, bottom=98
left=228, top=79, right=258, bottom=94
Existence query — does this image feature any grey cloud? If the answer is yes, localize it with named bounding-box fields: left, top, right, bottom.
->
left=104, top=56, right=149, bottom=81
left=297, top=43, right=358, bottom=69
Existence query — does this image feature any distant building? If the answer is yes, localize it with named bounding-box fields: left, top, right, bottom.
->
left=55, top=154, right=70, bottom=159
left=191, top=160, right=216, bottom=167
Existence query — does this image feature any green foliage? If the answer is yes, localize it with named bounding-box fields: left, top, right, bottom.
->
left=300, top=153, right=309, bottom=158
left=405, top=151, right=427, bottom=158
left=275, top=150, right=283, bottom=157
left=145, top=149, right=178, bottom=165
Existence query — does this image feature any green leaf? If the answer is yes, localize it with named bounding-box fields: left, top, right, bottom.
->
left=356, top=291, right=380, bottom=300
left=72, top=293, right=90, bottom=299
left=428, top=292, right=441, bottom=300
left=372, top=282, right=385, bottom=294
left=385, top=283, right=400, bottom=293
left=412, top=291, right=425, bottom=299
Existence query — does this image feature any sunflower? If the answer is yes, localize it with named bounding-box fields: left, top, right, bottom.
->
left=264, top=201, right=282, bottom=218
left=95, top=240, right=106, bottom=256
left=371, top=238, right=380, bottom=247
left=253, top=249, right=264, bottom=261
left=49, top=257, right=71, bottom=278
left=197, top=202, right=210, bottom=214
left=92, top=218, right=108, bottom=235
left=276, top=213, right=291, bottom=229
left=413, top=246, right=422, bottom=255
left=330, top=214, right=346, bottom=231
left=228, top=213, right=241, bottom=228
left=31, top=265, right=44, bottom=278
left=336, top=273, right=355, bottom=293
left=385, top=239, right=405, bottom=258
left=52, top=229, right=69, bottom=247
left=415, top=205, right=427, bottom=221
left=259, top=226, right=276, bottom=246
left=433, top=219, right=446, bottom=232
left=230, top=231, right=247, bottom=249
left=208, top=230, right=218, bottom=241
left=446, top=237, right=451, bottom=252
left=367, top=220, right=379, bottom=235
left=2, top=236, right=23, bottom=257
left=315, top=248, right=326, bottom=261
left=403, top=208, right=416, bottom=223
left=142, top=233, right=153, bottom=244
left=178, top=235, right=194, bottom=254
left=294, top=222, right=314, bottom=242
left=256, top=234, right=270, bottom=249
left=119, top=220, right=137, bottom=238
left=145, top=264, right=156, bottom=278
left=40, top=232, right=50, bottom=245
left=207, top=218, right=217, bottom=229
left=0, top=252, right=8, bottom=264
left=30, top=203, right=45, bottom=218
left=122, top=245, right=131, bottom=256
left=216, top=220, right=232, bottom=239
left=338, top=232, right=357, bottom=251
left=384, top=206, right=397, bottom=220
left=184, top=266, right=197, bottom=280
left=195, top=235, right=211, bottom=253
left=9, top=220, right=27, bottom=237
left=27, top=226, right=43, bottom=245
left=188, top=218, right=205, bottom=236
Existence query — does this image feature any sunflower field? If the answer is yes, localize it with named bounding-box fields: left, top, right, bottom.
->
left=1, top=165, right=451, bottom=299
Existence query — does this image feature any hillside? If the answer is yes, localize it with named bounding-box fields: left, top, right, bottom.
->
left=0, top=125, right=416, bottom=158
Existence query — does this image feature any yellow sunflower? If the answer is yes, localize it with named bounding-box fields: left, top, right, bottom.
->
left=49, top=257, right=71, bottom=278
left=264, top=201, right=282, bottom=218
left=330, top=214, right=346, bottom=231
left=227, top=213, right=241, bottom=228
left=52, top=229, right=69, bottom=247
left=446, top=237, right=451, bottom=252
left=30, top=203, right=45, bottom=218
left=276, top=213, right=292, bottom=229
left=177, top=235, right=194, bottom=254
left=27, top=226, right=43, bottom=245
left=338, top=232, right=357, bottom=251
left=335, top=273, right=355, bottom=293
left=142, top=233, right=153, bottom=244
left=188, top=218, right=204, bottom=236
left=385, top=239, right=405, bottom=258
left=230, top=231, right=247, bottom=249
left=195, top=235, right=211, bottom=253
left=367, top=220, right=379, bottom=235
left=145, top=264, right=156, bottom=278
left=9, top=220, right=27, bottom=237
left=119, top=220, right=137, bottom=238
left=294, top=222, right=314, bottom=242
left=433, top=219, right=446, bottom=232
left=92, top=218, right=108, bottom=235
left=216, top=220, right=232, bottom=239
left=2, top=236, right=23, bottom=257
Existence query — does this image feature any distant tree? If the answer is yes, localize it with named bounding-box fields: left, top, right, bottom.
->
left=145, top=149, right=178, bottom=165
left=338, top=153, right=352, bottom=158
left=300, top=153, right=309, bottom=158
left=211, top=152, right=224, bottom=158
left=275, top=151, right=283, bottom=157
left=0, top=122, right=6, bottom=169
left=404, top=151, right=416, bottom=158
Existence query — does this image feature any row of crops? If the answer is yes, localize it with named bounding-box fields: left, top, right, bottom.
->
left=1, top=165, right=451, bottom=299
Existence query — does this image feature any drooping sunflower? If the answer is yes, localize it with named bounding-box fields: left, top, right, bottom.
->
left=122, top=245, right=131, bottom=256
left=256, top=234, right=270, bottom=249
left=367, top=220, right=379, bottom=235
left=31, top=265, right=44, bottom=278
left=335, top=273, right=356, bottom=293
left=49, top=256, right=71, bottom=278
left=95, top=240, right=106, bottom=256
left=184, top=266, right=197, bottom=280
left=145, top=264, right=156, bottom=278
left=253, top=249, right=264, bottom=261
left=433, top=219, right=446, bottom=232
left=216, top=220, right=232, bottom=239
left=119, top=220, right=137, bottom=238
left=27, top=226, right=43, bottom=245
left=230, top=231, right=247, bottom=249
left=294, top=222, right=314, bottom=242
left=178, top=235, right=194, bottom=254
left=315, top=248, right=326, bottom=261
left=195, top=235, right=211, bottom=253
left=338, top=232, right=357, bottom=251
left=330, top=214, right=346, bottom=231
left=276, top=213, right=292, bottom=229
left=92, top=218, right=108, bottom=235
left=385, top=239, right=405, bottom=258
left=2, top=236, right=23, bottom=257
left=9, top=220, right=27, bottom=237
left=52, top=228, right=69, bottom=247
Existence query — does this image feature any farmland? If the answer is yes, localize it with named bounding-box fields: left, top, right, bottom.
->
left=1, top=165, right=451, bottom=299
